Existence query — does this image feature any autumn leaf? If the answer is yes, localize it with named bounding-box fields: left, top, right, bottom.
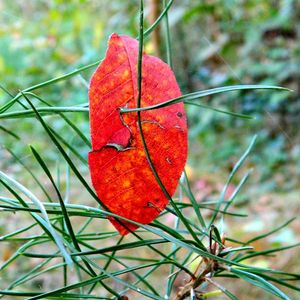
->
left=88, top=33, right=187, bottom=235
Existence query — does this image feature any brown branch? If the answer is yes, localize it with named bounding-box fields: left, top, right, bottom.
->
left=147, top=0, right=162, bottom=57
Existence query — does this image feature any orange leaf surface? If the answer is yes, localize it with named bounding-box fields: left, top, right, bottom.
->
left=88, top=33, right=187, bottom=235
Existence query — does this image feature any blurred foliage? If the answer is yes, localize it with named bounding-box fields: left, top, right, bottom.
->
left=168, top=0, right=300, bottom=188
left=1, top=0, right=299, bottom=189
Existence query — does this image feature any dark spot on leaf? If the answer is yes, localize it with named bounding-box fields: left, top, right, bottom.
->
left=177, top=112, right=183, bottom=118
left=146, top=201, right=162, bottom=212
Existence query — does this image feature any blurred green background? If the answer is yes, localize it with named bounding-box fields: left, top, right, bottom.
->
left=1, top=0, right=299, bottom=182
left=0, top=0, right=299, bottom=298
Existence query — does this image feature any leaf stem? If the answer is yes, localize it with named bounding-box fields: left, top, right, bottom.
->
left=135, top=0, right=206, bottom=250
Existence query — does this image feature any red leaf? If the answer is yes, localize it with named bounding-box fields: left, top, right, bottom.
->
left=88, top=33, right=187, bottom=235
